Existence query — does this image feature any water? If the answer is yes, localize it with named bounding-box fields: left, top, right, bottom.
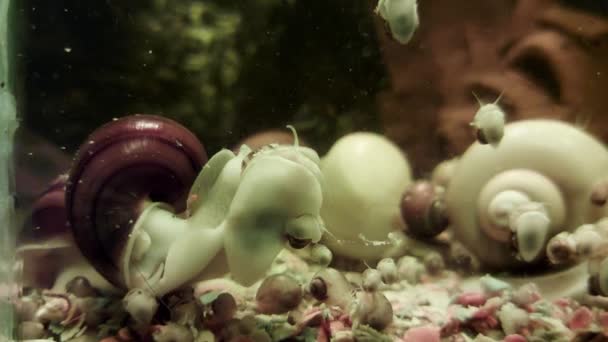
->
left=6, top=1, right=608, bottom=341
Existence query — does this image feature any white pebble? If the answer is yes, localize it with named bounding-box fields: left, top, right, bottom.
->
left=497, top=302, right=529, bottom=335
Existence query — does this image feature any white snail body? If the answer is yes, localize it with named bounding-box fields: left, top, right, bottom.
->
left=320, top=132, right=412, bottom=261
left=122, top=127, right=325, bottom=295
left=471, top=95, right=506, bottom=146
left=375, top=0, right=419, bottom=45
left=446, top=119, right=608, bottom=270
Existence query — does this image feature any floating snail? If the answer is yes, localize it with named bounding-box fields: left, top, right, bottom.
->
left=375, top=0, right=419, bottom=45
left=320, top=132, right=412, bottom=261
left=65, top=115, right=325, bottom=296
left=445, top=119, right=608, bottom=271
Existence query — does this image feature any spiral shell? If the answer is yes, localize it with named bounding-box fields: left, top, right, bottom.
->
left=65, top=115, right=207, bottom=287
left=446, top=119, right=608, bottom=270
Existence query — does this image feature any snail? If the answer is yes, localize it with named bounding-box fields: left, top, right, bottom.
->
left=445, top=119, right=608, bottom=271
left=308, top=268, right=393, bottom=331
left=400, top=180, right=449, bottom=240
left=320, top=132, right=412, bottom=261
left=66, top=115, right=325, bottom=295
left=255, top=273, right=302, bottom=314
left=375, top=0, right=419, bottom=45
left=470, top=93, right=506, bottom=147
left=546, top=218, right=608, bottom=297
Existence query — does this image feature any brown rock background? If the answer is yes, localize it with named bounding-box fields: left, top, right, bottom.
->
left=376, top=0, right=608, bottom=176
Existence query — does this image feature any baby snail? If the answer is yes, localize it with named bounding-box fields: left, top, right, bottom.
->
left=308, top=268, right=354, bottom=309
left=353, top=269, right=394, bottom=330
left=309, top=268, right=393, bottom=331
left=362, top=268, right=383, bottom=292
left=546, top=221, right=608, bottom=265
left=376, top=258, right=398, bottom=284
left=400, top=180, right=450, bottom=239
left=375, top=0, right=419, bottom=45
left=255, top=273, right=302, bottom=314
left=546, top=218, right=608, bottom=296
left=470, top=92, right=506, bottom=146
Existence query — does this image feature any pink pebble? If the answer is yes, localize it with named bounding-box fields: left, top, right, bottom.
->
left=567, top=306, right=594, bottom=330
left=554, top=298, right=571, bottom=307
left=472, top=308, right=492, bottom=320
left=402, top=326, right=440, bottom=342
left=316, top=327, right=329, bottom=342
left=329, top=320, right=348, bottom=333
left=455, top=292, right=487, bottom=306
left=598, top=311, right=608, bottom=328
left=504, top=334, right=527, bottom=342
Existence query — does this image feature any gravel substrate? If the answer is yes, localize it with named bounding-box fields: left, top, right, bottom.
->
left=11, top=250, right=608, bottom=342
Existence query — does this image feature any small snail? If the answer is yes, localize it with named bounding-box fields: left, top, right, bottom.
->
left=309, top=268, right=393, bottom=330
left=446, top=119, right=608, bottom=270
left=255, top=273, right=302, bottom=314
left=66, top=115, right=325, bottom=295
left=400, top=180, right=449, bottom=239
left=470, top=93, right=506, bottom=146
left=546, top=218, right=608, bottom=297
left=375, top=0, right=419, bottom=45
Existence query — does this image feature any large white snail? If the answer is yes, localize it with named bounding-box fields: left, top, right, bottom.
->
left=320, top=132, right=412, bottom=261
left=445, top=119, right=608, bottom=271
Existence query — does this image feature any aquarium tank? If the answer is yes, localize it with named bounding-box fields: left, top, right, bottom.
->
left=5, top=0, right=608, bottom=341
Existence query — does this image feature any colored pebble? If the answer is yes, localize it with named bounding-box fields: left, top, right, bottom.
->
left=504, top=335, right=527, bottom=342
left=402, top=325, right=441, bottom=342
left=567, top=306, right=594, bottom=330
left=454, top=292, right=487, bottom=306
